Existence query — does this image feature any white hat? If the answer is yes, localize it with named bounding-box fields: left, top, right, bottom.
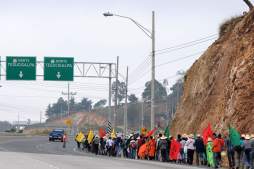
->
left=208, top=137, right=212, bottom=142
left=130, top=140, right=135, bottom=143
left=161, top=136, right=167, bottom=139
left=250, top=134, right=254, bottom=139
left=245, top=134, right=250, bottom=140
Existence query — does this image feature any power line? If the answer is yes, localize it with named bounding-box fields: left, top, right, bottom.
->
left=128, top=55, right=151, bottom=82
left=129, top=50, right=204, bottom=86
left=128, top=34, right=216, bottom=85
left=155, top=37, right=215, bottom=56
left=155, top=34, right=217, bottom=53
left=156, top=50, right=204, bottom=68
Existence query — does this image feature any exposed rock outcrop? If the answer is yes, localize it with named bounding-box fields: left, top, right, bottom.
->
left=171, top=10, right=254, bottom=134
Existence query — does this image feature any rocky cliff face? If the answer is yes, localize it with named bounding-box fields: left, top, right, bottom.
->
left=171, top=10, right=254, bottom=134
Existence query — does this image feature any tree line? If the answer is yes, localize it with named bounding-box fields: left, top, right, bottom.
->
left=46, top=96, right=108, bottom=119
left=45, top=71, right=184, bottom=126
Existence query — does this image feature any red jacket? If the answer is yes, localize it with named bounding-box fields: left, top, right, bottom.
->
left=212, top=138, right=224, bottom=153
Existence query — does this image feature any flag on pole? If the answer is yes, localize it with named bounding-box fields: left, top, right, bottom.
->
left=99, top=128, right=106, bottom=138
left=111, top=128, right=116, bottom=138
left=146, top=128, right=157, bottom=137
left=229, top=126, right=240, bottom=146
left=164, top=126, right=170, bottom=138
left=202, top=123, right=213, bottom=145
left=87, top=130, right=94, bottom=144
left=75, top=131, right=84, bottom=142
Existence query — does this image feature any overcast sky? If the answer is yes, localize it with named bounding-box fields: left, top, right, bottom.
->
left=0, top=0, right=248, bottom=122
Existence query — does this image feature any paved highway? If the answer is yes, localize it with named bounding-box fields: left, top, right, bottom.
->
left=0, top=135, right=202, bottom=169
left=0, top=136, right=84, bottom=155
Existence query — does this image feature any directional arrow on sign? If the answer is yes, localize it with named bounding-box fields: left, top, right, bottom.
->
left=19, top=71, right=23, bottom=78
left=56, top=72, right=61, bottom=79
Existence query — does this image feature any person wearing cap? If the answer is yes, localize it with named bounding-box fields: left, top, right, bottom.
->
left=159, top=135, right=168, bottom=162
left=185, top=134, right=195, bottom=165
left=194, top=134, right=206, bottom=166
left=243, top=134, right=252, bottom=168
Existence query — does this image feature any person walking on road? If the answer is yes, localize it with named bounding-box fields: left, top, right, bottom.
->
left=63, top=132, right=68, bottom=148
left=194, top=134, right=206, bottom=165
left=93, top=135, right=100, bottom=155
left=106, top=137, right=114, bottom=156
left=186, top=134, right=195, bottom=165
left=148, top=136, right=156, bottom=160
left=243, top=135, right=252, bottom=168
left=75, top=134, right=81, bottom=149
left=225, top=134, right=235, bottom=169
left=212, top=133, right=225, bottom=168
left=159, top=135, right=168, bottom=162
left=130, top=139, right=137, bottom=159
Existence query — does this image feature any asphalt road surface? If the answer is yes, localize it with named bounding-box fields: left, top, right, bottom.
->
left=0, top=135, right=202, bottom=169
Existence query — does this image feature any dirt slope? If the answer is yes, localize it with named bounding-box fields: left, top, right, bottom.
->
left=171, top=10, right=254, bottom=134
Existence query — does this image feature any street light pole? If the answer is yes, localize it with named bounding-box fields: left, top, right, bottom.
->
left=103, top=11, right=156, bottom=130
left=151, top=11, right=155, bottom=130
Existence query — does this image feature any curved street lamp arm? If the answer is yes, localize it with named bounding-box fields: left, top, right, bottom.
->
left=114, top=14, right=152, bottom=39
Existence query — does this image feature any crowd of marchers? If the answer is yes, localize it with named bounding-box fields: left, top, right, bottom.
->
left=69, top=126, right=254, bottom=169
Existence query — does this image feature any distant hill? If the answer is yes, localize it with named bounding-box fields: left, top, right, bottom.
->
left=45, top=112, right=107, bottom=129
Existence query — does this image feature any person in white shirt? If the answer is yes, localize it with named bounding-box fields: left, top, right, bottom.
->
left=106, top=137, right=114, bottom=156
left=185, top=134, right=195, bottom=165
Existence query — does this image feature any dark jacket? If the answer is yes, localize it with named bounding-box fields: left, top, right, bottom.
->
left=194, top=137, right=205, bottom=153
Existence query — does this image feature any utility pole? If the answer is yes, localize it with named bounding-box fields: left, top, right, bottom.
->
left=124, top=66, right=128, bottom=136
left=17, top=113, right=20, bottom=131
left=141, top=100, right=144, bottom=128
left=40, top=111, right=42, bottom=124
left=103, top=11, right=155, bottom=129
left=114, top=56, right=119, bottom=128
left=151, top=11, right=155, bottom=129
left=108, top=63, right=112, bottom=124
left=62, top=83, right=77, bottom=116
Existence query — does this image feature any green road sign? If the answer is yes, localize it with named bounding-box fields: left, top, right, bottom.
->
left=44, top=57, right=74, bottom=81
left=6, top=56, right=36, bottom=80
